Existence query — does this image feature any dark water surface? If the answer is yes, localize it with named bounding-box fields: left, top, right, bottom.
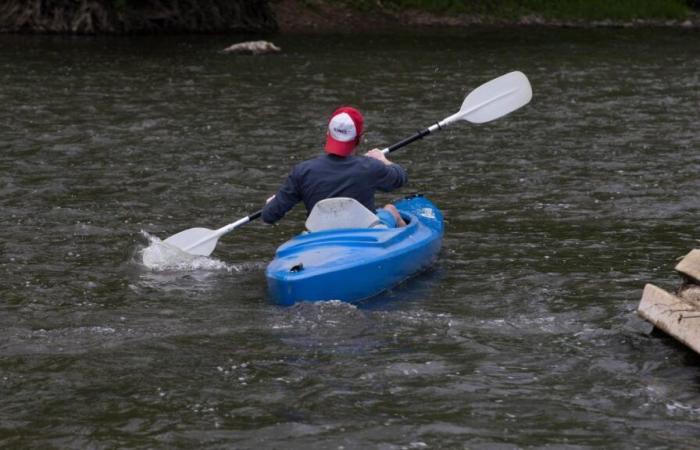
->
left=2, top=29, right=699, bottom=448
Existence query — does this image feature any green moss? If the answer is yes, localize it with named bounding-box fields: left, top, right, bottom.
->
left=344, top=0, right=690, bottom=20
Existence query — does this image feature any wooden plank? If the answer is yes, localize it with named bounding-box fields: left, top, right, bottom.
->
left=638, top=283, right=700, bottom=355
left=675, top=249, right=700, bottom=282
left=678, top=283, right=700, bottom=308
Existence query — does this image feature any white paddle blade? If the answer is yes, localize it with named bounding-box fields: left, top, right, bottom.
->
left=163, top=227, right=219, bottom=256
left=458, top=71, right=532, bottom=124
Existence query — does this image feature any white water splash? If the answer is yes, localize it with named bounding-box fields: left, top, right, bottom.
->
left=139, top=231, right=238, bottom=272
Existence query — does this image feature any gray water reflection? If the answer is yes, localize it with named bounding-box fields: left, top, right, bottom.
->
left=1, top=29, right=700, bottom=448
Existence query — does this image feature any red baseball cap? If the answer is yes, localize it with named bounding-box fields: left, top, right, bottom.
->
left=325, top=106, right=364, bottom=157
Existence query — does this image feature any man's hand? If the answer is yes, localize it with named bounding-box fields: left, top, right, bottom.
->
left=365, top=148, right=393, bottom=166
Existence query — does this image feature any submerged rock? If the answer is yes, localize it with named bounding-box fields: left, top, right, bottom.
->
left=222, top=40, right=281, bottom=55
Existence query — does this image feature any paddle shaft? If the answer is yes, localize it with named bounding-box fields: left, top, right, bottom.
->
left=381, top=123, right=440, bottom=154
left=220, top=210, right=261, bottom=235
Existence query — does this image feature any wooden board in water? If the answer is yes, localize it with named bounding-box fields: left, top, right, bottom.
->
left=675, top=249, right=700, bottom=282
left=638, top=283, right=700, bottom=355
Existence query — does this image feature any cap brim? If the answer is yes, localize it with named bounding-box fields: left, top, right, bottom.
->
left=325, top=135, right=355, bottom=156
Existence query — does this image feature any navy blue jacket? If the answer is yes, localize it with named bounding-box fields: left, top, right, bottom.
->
left=262, top=154, right=407, bottom=224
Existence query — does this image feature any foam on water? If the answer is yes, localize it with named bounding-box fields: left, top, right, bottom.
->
left=139, top=231, right=237, bottom=272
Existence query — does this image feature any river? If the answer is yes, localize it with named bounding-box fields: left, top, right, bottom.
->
left=1, top=28, right=699, bottom=448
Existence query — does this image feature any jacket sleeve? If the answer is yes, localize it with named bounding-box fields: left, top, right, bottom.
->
left=373, top=161, right=407, bottom=192
left=262, top=168, right=302, bottom=224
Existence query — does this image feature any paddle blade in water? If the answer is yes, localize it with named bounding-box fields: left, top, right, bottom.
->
left=163, top=227, right=219, bottom=256
left=460, top=71, right=532, bottom=124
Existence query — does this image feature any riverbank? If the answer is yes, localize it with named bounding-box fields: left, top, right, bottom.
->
left=271, top=0, right=700, bottom=32
left=1, top=0, right=698, bottom=34
left=0, top=0, right=277, bottom=34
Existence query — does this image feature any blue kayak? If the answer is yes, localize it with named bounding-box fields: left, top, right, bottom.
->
left=266, top=195, right=444, bottom=305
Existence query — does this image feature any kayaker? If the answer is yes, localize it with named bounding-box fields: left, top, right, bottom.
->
left=262, top=106, right=407, bottom=228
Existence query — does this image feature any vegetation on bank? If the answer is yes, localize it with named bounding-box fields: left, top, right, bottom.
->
left=341, top=0, right=696, bottom=20
left=0, top=0, right=276, bottom=33
left=2, top=0, right=698, bottom=34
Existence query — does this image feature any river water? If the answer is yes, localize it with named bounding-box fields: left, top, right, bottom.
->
left=1, top=28, right=699, bottom=448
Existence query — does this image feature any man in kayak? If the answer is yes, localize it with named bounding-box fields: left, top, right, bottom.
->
left=262, top=106, right=407, bottom=228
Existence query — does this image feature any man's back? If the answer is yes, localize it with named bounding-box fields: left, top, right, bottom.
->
left=262, top=153, right=407, bottom=224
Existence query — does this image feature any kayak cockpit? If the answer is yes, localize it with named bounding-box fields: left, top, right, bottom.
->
left=275, top=214, right=420, bottom=258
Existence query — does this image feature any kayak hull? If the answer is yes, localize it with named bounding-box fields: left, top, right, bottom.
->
left=266, top=195, right=444, bottom=306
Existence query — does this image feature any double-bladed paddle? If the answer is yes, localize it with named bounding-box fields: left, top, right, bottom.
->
left=162, top=71, right=532, bottom=256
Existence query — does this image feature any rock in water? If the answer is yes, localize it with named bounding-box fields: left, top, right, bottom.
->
left=222, top=40, right=281, bottom=55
